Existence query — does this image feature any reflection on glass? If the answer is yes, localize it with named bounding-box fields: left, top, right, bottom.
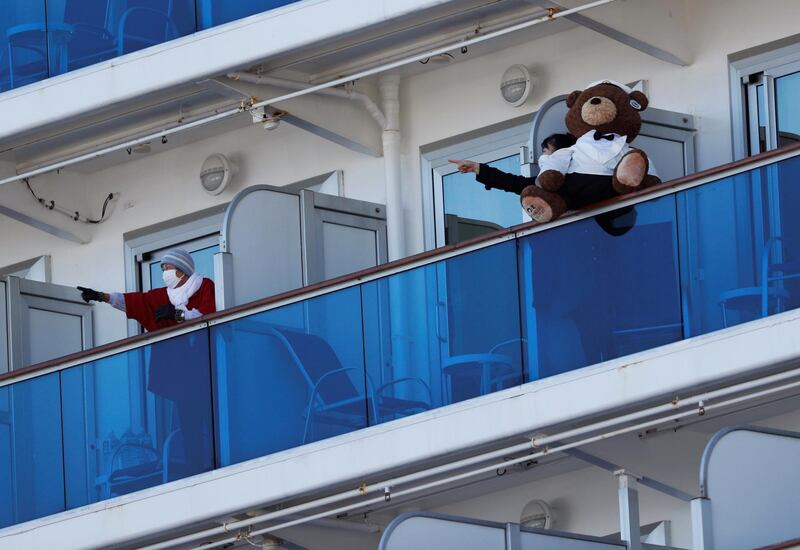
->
left=149, top=244, right=219, bottom=289
left=61, top=330, right=214, bottom=508
left=0, top=374, right=64, bottom=528
left=776, top=71, right=800, bottom=148
left=212, top=286, right=366, bottom=466
left=196, top=0, right=299, bottom=29
left=46, top=0, right=197, bottom=75
left=0, top=0, right=305, bottom=92
left=443, top=155, right=525, bottom=244
left=680, top=154, right=800, bottom=335
left=0, top=2, right=49, bottom=92
left=362, top=240, right=523, bottom=418
left=520, top=197, right=682, bottom=380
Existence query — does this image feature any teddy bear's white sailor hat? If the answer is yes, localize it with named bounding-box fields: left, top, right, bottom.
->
left=585, top=79, right=633, bottom=94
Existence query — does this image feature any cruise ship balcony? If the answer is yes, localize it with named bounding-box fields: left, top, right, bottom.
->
left=2, top=142, right=800, bottom=549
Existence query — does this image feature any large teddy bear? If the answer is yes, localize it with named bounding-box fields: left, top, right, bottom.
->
left=522, top=80, right=661, bottom=223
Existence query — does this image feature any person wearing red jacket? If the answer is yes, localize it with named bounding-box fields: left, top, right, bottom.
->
left=78, top=248, right=216, bottom=479
left=79, top=247, right=216, bottom=331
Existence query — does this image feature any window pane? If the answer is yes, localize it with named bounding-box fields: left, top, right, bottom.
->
left=46, top=0, right=197, bottom=75
left=61, top=330, right=214, bottom=508
left=211, top=286, right=366, bottom=466
left=0, top=373, right=64, bottom=528
left=443, top=155, right=524, bottom=244
left=197, top=0, right=299, bottom=29
left=0, top=2, right=49, bottom=92
left=519, top=197, right=683, bottom=379
left=150, top=244, right=219, bottom=289
left=776, top=71, right=800, bottom=148
left=680, top=154, right=800, bottom=335
left=362, top=240, right=523, bottom=419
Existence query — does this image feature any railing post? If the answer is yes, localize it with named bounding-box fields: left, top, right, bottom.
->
left=615, top=469, right=642, bottom=550
left=505, top=522, right=521, bottom=550
left=691, top=497, right=713, bottom=550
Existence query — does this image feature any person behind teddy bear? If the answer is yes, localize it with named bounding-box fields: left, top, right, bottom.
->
left=448, top=133, right=576, bottom=195
left=520, top=80, right=661, bottom=223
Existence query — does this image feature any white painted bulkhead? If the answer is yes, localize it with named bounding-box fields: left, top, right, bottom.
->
left=0, top=1, right=800, bottom=548
left=0, top=0, right=797, bottom=347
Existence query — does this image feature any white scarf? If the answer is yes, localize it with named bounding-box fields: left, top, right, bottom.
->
left=167, top=272, right=203, bottom=310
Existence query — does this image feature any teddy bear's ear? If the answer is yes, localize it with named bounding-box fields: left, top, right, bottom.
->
left=566, top=90, right=582, bottom=108
left=629, top=90, right=649, bottom=111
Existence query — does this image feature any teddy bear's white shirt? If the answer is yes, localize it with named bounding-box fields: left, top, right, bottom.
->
left=539, top=130, right=659, bottom=177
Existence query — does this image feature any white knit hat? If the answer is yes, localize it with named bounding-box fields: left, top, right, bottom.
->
left=161, top=248, right=195, bottom=276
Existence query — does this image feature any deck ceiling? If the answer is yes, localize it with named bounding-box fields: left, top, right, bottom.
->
left=0, top=0, right=691, bottom=176
left=0, top=0, right=573, bottom=174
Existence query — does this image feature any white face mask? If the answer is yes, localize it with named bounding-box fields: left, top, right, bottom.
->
left=162, top=269, right=181, bottom=289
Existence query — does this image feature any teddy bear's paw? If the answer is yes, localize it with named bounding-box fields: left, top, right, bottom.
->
left=524, top=199, right=553, bottom=222
left=613, top=150, right=648, bottom=193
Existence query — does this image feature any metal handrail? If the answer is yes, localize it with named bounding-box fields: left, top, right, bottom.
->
left=2, top=143, right=800, bottom=389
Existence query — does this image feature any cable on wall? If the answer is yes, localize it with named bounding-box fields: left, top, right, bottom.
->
left=24, top=178, right=114, bottom=224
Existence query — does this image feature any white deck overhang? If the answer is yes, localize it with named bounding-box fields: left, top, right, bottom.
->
left=0, top=0, right=459, bottom=141
left=2, top=308, right=800, bottom=549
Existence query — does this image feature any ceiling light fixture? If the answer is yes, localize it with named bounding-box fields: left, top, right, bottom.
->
left=200, top=153, right=237, bottom=195
left=520, top=499, right=553, bottom=529
left=500, top=64, right=533, bottom=107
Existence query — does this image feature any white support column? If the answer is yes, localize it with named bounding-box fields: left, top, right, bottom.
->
left=213, top=251, right=235, bottom=310
left=691, top=498, right=713, bottom=550
left=379, top=74, right=406, bottom=261
left=615, top=470, right=642, bottom=550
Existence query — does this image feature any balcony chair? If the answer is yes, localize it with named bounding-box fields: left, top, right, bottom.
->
left=68, top=0, right=180, bottom=71
left=6, top=1, right=180, bottom=82
left=268, top=327, right=432, bottom=443
left=719, top=236, right=800, bottom=327
left=442, top=338, right=525, bottom=402
left=3, top=25, right=50, bottom=89
left=98, top=428, right=181, bottom=499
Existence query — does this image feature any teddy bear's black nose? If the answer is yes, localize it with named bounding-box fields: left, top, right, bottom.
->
left=590, top=97, right=602, bottom=105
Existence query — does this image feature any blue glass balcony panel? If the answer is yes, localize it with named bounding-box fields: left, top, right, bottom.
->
left=61, top=330, right=214, bottom=509
left=680, top=154, right=800, bottom=335
left=0, top=373, right=64, bottom=529
left=519, top=197, right=683, bottom=380
left=1, top=0, right=306, bottom=93
left=212, top=286, right=367, bottom=467
left=45, top=0, right=197, bottom=74
left=2, top=149, right=800, bottom=531
left=196, top=0, right=300, bottom=30
left=0, top=2, right=49, bottom=92
left=362, top=240, right=524, bottom=421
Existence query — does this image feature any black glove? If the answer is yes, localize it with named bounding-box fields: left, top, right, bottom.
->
left=155, top=303, right=177, bottom=322
left=77, top=286, right=104, bottom=303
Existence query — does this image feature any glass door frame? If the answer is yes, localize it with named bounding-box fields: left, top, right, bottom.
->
left=730, top=38, right=800, bottom=160
left=123, top=203, right=227, bottom=336
left=420, top=115, right=533, bottom=250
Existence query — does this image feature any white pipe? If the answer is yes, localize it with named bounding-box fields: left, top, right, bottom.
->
left=228, top=72, right=387, bottom=129
left=229, top=70, right=404, bottom=259
left=0, top=0, right=619, bottom=189
left=142, top=363, right=800, bottom=550
left=194, top=374, right=800, bottom=550
left=380, top=74, right=405, bottom=260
